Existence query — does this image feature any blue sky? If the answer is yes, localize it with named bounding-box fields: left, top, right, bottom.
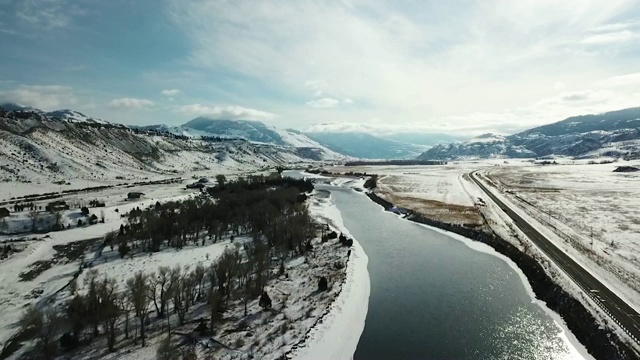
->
left=1, top=0, right=639, bottom=135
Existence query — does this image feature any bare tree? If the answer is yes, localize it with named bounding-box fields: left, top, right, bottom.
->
left=117, top=293, right=132, bottom=340
left=0, top=217, right=8, bottom=233
left=239, top=261, right=254, bottom=317
left=28, top=209, right=39, bottom=232
left=84, top=269, right=101, bottom=337
left=66, top=294, right=87, bottom=346
left=98, top=276, right=120, bottom=352
left=20, top=305, right=62, bottom=358
left=208, top=288, right=222, bottom=334
left=127, top=272, right=150, bottom=346
left=192, top=264, right=206, bottom=300
left=148, top=266, right=174, bottom=320
left=53, top=209, right=63, bottom=230
left=156, top=334, right=179, bottom=360
left=166, top=267, right=183, bottom=334
left=172, top=273, right=187, bottom=326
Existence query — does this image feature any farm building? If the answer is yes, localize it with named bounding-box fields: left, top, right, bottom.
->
left=46, top=201, right=70, bottom=212
left=127, top=192, right=145, bottom=200
left=186, top=182, right=206, bottom=189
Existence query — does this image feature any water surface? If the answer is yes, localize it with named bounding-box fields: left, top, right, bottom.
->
left=320, top=185, right=584, bottom=360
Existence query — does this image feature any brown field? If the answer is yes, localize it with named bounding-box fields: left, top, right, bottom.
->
left=379, top=190, right=485, bottom=226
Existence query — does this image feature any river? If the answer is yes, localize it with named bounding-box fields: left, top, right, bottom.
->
left=316, top=182, right=587, bottom=359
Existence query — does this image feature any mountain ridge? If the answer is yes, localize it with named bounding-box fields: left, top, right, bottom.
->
left=0, top=104, right=346, bottom=185
left=419, top=107, right=640, bottom=160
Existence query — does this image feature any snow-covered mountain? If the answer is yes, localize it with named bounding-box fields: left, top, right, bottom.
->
left=417, top=133, right=534, bottom=160
left=44, top=109, right=110, bottom=124
left=419, top=107, right=640, bottom=160
left=138, top=118, right=345, bottom=159
left=0, top=105, right=346, bottom=184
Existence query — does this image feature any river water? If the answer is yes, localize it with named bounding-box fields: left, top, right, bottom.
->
left=318, top=184, right=586, bottom=359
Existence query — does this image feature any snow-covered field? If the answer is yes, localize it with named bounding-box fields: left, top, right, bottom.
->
left=329, top=161, right=528, bottom=225
left=0, top=183, right=197, bottom=350
left=0, top=174, right=370, bottom=360
left=485, top=160, right=640, bottom=311
left=327, top=159, right=640, bottom=350
left=72, top=188, right=368, bottom=360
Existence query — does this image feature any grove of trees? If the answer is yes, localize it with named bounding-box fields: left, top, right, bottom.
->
left=17, top=175, right=319, bottom=358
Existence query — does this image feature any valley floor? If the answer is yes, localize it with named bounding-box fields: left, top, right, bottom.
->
left=483, top=161, right=640, bottom=313
left=330, top=158, right=640, bottom=351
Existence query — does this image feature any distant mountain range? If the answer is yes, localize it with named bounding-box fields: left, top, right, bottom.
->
left=25, top=100, right=640, bottom=163
left=139, top=117, right=459, bottom=160
left=303, top=132, right=431, bottom=159
left=137, top=117, right=346, bottom=160
left=419, top=107, right=640, bottom=160
left=0, top=103, right=347, bottom=184
left=380, top=132, right=463, bottom=146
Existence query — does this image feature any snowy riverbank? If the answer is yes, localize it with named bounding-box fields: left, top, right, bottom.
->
left=290, top=189, right=370, bottom=360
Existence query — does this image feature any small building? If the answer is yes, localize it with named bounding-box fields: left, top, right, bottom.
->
left=186, top=183, right=206, bottom=189
left=0, top=207, right=10, bottom=218
left=46, top=201, right=69, bottom=212
left=127, top=192, right=145, bottom=200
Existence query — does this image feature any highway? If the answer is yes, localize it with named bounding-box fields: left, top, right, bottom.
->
left=469, top=172, right=640, bottom=347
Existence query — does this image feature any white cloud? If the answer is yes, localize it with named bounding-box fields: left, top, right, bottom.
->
left=582, top=30, right=638, bottom=44
left=161, top=89, right=181, bottom=96
left=16, top=0, right=86, bottom=29
left=178, top=104, right=276, bottom=120
left=594, top=72, right=640, bottom=88
left=591, top=21, right=640, bottom=32
left=306, top=98, right=340, bottom=108
left=108, top=98, right=154, bottom=109
left=304, top=71, right=640, bottom=137
left=0, top=85, right=75, bottom=110
left=304, top=80, right=329, bottom=91
left=167, top=0, right=640, bottom=133
left=554, top=82, right=567, bottom=90
left=343, top=98, right=354, bottom=104
left=306, top=122, right=376, bottom=133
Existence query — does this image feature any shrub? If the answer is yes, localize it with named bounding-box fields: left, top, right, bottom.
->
left=318, top=277, right=328, bottom=292
left=59, top=332, right=77, bottom=351
left=156, top=335, right=179, bottom=360
left=118, top=241, right=130, bottom=259
left=259, top=291, right=272, bottom=310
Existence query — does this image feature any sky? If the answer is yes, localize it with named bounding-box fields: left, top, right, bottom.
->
left=0, top=0, right=639, bottom=136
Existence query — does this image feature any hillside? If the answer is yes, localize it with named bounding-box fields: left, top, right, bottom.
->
left=138, top=119, right=346, bottom=160
left=519, top=107, right=640, bottom=137
left=0, top=106, right=344, bottom=187
left=182, top=117, right=285, bottom=144
left=419, top=107, right=640, bottom=160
